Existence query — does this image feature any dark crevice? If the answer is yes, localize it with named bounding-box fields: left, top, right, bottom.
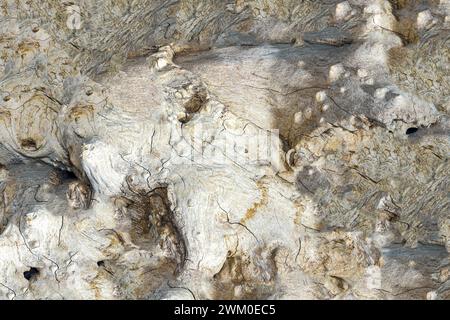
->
left=60, top=169, right=78, bottom=181
left=23, top=267, right=39, bottom=281
left=118, top=186, right=187, bottom=273
left=406, top=127, right=419, bottom=135
left=20, top=138, right=38, bottom=151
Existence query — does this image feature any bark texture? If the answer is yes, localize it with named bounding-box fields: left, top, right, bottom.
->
left=0, top=0, right=449, bottom=300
